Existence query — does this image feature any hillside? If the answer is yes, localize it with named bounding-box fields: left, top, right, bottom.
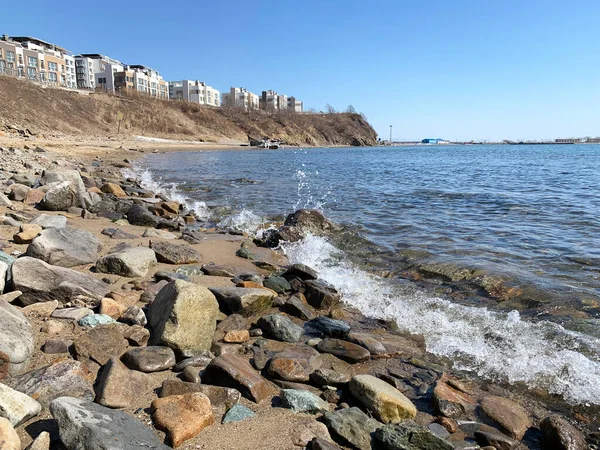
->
left=0, top=77, right=377, bottom=147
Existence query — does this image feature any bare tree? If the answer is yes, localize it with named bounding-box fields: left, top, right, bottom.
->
left=325, top=104, right=337, bottom=114
left=346, top=104, right=356, bottom=113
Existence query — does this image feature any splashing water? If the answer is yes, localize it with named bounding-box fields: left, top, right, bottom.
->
left=292, top=163, right=334, bottom=212
left=122, top=166, right=210, bottom=220
left=217, top=209, right=265, bottom=234
left=281, top=234, right=600, bottom=405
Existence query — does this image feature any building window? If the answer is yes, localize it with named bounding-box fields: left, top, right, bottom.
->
left=27, top=56, right=37, bottom=67
left=27, top=67, right=36, bottom=79
left=49, top=72, right=57, bottom=82
left=0, top=60, right=5, bottom=72
left=0, top=49, right=2, bottom=59
left=98, top=77, right=106, bottom=84
left=18, top=54, right=23, bottom=64
left=48, top=62, right=57, bottom=71
left=6, top=51, right=14, bottom=62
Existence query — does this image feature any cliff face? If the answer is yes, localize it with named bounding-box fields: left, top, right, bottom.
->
left=0, top=77, right=377, bottom=147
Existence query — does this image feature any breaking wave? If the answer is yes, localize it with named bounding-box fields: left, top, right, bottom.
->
left=281, top=234, right=600, bottom=406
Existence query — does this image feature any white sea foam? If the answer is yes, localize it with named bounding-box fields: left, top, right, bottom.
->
left=281, top=234, right=600, bottom=405
left=122, top=166, right=210, bottom=220
left=217, top=209, right=265, bottom=234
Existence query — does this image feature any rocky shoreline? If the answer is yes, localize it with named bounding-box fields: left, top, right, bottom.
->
left=0, top=144, right=594, bottom=450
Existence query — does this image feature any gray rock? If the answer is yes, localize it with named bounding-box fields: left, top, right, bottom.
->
left=263, top=275, right=292, bottom=294
left=216, top=314, right=247, bottom=332
left=0, top=193, right=12, bottom=207
left=346, top=332, right=388, bottom=355
left=73, top=324, right=129, bottom=365
left=222, top=404, right=255, bottom=423
left=310, top=369, right=350, bottom=387
left=142, top=228, right=177, bottom=239
left=235, top=248, right=255, bottom=260
left=12, top=257, right=110, bottom=305
left=175, top=265, right=204, bottom=276
left=257, top=314, right=304, bottom=343
left=11, top=173, right=37, bottom=187
left=120, top=306, right=147, bottom=326
left=27, top=228, right=102, bottom=267
left=13, top=360, right=94, bottom=408
left=127, top=204, right=159, bottom=227
left=474, top=430, right=518, bottom=450
left=40, top=178, right=85, bottom=211
left=24, top=431, right=50, bottom=450
left=317, top=339, right=370, bottom=363
left=9, top=184, right=30, bottom=201
left=29, top=214, right=67, bottom=229
left=374, top=421, right=455, bottom=450
left=304, top=317, right=350, bottom=338
left=151, top=241, right=201, bottom=264
left=282, top=263, right=318, bottom=281
left=280, top=389, right=329, bottom=414
left=95, top=357, right=155, bottom=408
left=147, top=280, right=219, bottom=356
left=201, top=264, right=234, bottom=277
left=0, top=300, right=34, bottom=378
left=282, top=294, right=316, bottom=320
left=122, top=346, right=176, bottom=372
left=323, top=407, right=381, bottom=450
left=50, top=396, right=170, bottom=450
left=0, top=252, right=15, bottom=285
left=96, top=247, right=157, bottom=278
left=51, top=307, right=93, bottom=321
left=0, top=261, right=7, bottom=294
left=140, top=280, right=168, bottom=304
left=303, top=280, right=341, bottom=310
left=540, top=415, right=587, bottom=450
left=0, top=382, right=41, bottom=426
left=42, top=339, right=70, bottom=354
left=210, top=287, right=276, bottom=316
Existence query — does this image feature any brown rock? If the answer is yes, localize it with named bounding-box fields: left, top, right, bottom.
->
left=216, top=314, right=247, bottom=332
left=74, top=324, right=129, bottom=365
left=152, top=393, right=214, bottom=447
left=99, top=298, right=127, bottom=319
left=160, top=380, right=241, bottom=408
left=433, top=375, right=476, bottom=418
left=95, top=357, right=155, bottom=408
left=267, top=357, right=313, bottom=382
left=160, top=201, right=180, bottom=214
left=436, top=416, right=458, bottom=433
left=107, top=290, right=141, bottom=308
left=345, top=332, right=387, bottom=355
left=540, top=415, right=587, bottom=450
left=223, top=330, right=250, bottom=343
left=123, top=325, right=150, bottom=346
left=0, top=417, right=20, bottom=450
left=480, top=395, right=532, bottom=440
left=22, top=300, right=59, bottom=318
left=13, top=229, right=40, bottom=244
left=24, top=189, right=45, bottom=205
left=316, top=338, right=371, bottom=363
left=101, top=182, right=127, bottom=198
left=203, top=354, right=271, bottom=403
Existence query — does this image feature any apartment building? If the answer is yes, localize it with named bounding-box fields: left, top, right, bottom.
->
left=126, top=65, right=168, bottom=99
left=287, top=96, right=303, bottom=113
left=0, top=36, right=77, bottom=88
left=74, top=54, right=125, bottom=90
left=169, top=80, right=220, bottom=107
left=223, top=87, right=259, bottom=110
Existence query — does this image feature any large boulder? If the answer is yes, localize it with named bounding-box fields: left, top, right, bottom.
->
left=50, top=397, right=171, bottom=450
left=0, top=382, right=41, bottom=426
left=374, top=421, right=455, bottom=450
left=480, top=395, right=531, bottom=440
left=11, top=257, right=110, bottom=305
left=147, top=280, right=219, bottom=357
left=39, top=170, right=87, bottom=211
left=0, top=261, right=7, bottom=294
left=27, top=228, right=102, bottom=268
left=29, top=214, right=68, bottom=229
left=95, top=357, right=155, bottom=408
left=540, top=415, right=587, bottom=450
left=95, top=247, right=157, bottom=278
left=151, top=242, right=201, bottom=265
left=349, top=374, right=417, bottom=423
left=257, top=314, right=304, bottom=343
left=323, top=407, right=381, bottom=450
left=0, top=300, right=34, bottom=378
left=127, top=204, right=159, bottom=227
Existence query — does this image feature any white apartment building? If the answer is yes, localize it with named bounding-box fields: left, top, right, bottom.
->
left=74, top=54, right=125, bottom=91
left=169, top=80, right=220, bottom=107
left=127, top=65, right=168, bottom=99
left=287, top=96, right=303, bottom=113
left=224, top=87, right=259, bottom=110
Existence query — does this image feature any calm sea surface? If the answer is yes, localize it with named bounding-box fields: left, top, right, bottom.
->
left=138, top=144, right=600, bottom=404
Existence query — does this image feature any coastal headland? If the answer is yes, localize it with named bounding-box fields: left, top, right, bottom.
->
left=0, top=133, right=595, bottom=450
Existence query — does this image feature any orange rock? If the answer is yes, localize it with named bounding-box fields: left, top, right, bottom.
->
left=223, top=330, right=250, bottom=343
left=161, top=201, right=180, bottom=214
left=106, top=291, right=141, bottom=308
left=24, top=189, right=45, bottom=205
left=99, top=298, right=127, bottom=319
left=235, top=281, right=278, bottom=296
left=432, top=375, right=476, bottom=418
left=151, top=393, right=214, bottom=447
left=88, top=187, right=102, bottom=194
left=101, top=182, right=127, bottom=198
left=13, top=227, right=41, bottom=244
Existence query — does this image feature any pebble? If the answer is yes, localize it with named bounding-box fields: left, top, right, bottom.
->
left=78, top=313, right=117, bottom=327
left=122, top=346, right=176, bottom=372
left=222, top=404, right=256, bottom=424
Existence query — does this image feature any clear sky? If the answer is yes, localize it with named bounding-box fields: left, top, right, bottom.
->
left=3, top=0, right=599, bottom=141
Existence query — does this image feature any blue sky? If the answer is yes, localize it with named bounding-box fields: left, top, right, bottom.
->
left=3, top=0, right=599, bottom=141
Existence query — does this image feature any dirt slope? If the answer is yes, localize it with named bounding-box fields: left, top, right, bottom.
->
left=0, top=77, right=377, bottom=147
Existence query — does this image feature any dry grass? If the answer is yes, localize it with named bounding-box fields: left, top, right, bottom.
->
left=0, top=76, right=377, bottom=146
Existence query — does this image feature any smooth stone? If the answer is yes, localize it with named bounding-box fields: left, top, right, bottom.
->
left=257, top=314, right=304, bottom=343
left=317, top=338, right=371, bottom=363
left=203, top=354, right=271, bottom=403
left=280, top=389, right=330, bottom=413
left=201, top=263, right=235, bottom=277
left=42, top=339, right=70, bottom=354
left=51, top=307, right=92, bottom=320
left=127, top=204, right=160, bottom=227
left=29, top=214, right=67, bottom=229
left=78, top=313, right=117, bottom=327
left=41, top=179, right=84, bottom=211
left=433, top=377, right=476, bottom=418
left=216, top=314, right=247, bottom=332
left=263, top=275, right=292, bottom=294
left=74, top=324, right=129, bottom=365
left=152, top=241, right=201, bottom=264
left=143, top=228, right=177, bottom=239
left=160, top=380, right=241, bottom=408
left=27, top=227, right=102, bottom=268
left=304, top=316, right=351, bottom=338
left=374, top=420, right=455, bottom=450
left=480, top=395, right=532, bottom=440
left=147, top=280, right=219, bottom=356
left=346, top=332, right=388, bottom=355
left=292, top=420, right=332, bottom=447
left=22, top=300, right=59, bottom=317
left=0, top=300, right=34, bottom=378
left=95, top=247, right=157, bottom=278
left=122, top=346, right=176, bottom=372
left=474, top=430, right=518, bottom=450
left=175, top=265, right=204, bottom=276
left=154, top=271, right=189, bottom=282
left=282, top=294, right=316, bottom=320
left=0, top=382, right=42, bottom=426
left=24, top=431, right=50, bottom=450
left=13, top=360, right=94, bottom=408
left=120, top=305, right=147, bottom=326
left=0, top=417, right=20, bottom=450
left=282, top=263, right=318, bottom=281
left=209, top=287, right=277, bottom=316
left=175, top=354, right=214, bottom=371
left=12, top=257, right=110, bottom=305
left=235, top=248, right=255, bottom=259
left=310, top=369, right=350, bottom=387
left=222, top=404, right=255, bottom=423
left=223, top=330, right=250, bottom=343
left=95, top=357, right=155, bottom=408
left=151, top=393, right=214, bottom=448
left=350, top=374, right=417, bottom=423
left=50, top=396, right=170, bottom=450
left=183, top=366, right=201, bottom=383
left=303, top=279, right=341, bottom=309
left=267, top=356, right=313, bottom=382
left=540, top=415, right=587, bottom=450
left=323, top=407, right=381, bottom=450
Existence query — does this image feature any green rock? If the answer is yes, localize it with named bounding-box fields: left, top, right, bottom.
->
left=235, top=248, right=255, bottom=260
left=323, top=407, right=381, bottom=450
left=263, top=276, right=291, bottom=294
left=78, top=314, right=117, bottom=328
left=374, top=421, right=455, bottom=450
left=175, top=265, right=204, bottom=276
left=280, top=389, right=329, bottom=414
left=222, top=404, right=255, bottom=423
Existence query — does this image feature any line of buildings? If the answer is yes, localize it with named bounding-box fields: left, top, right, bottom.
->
left=0, top=34, right=303, bottom=112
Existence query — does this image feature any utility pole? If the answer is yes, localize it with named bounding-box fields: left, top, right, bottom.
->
left=389, top=125, right=393, bottom=145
